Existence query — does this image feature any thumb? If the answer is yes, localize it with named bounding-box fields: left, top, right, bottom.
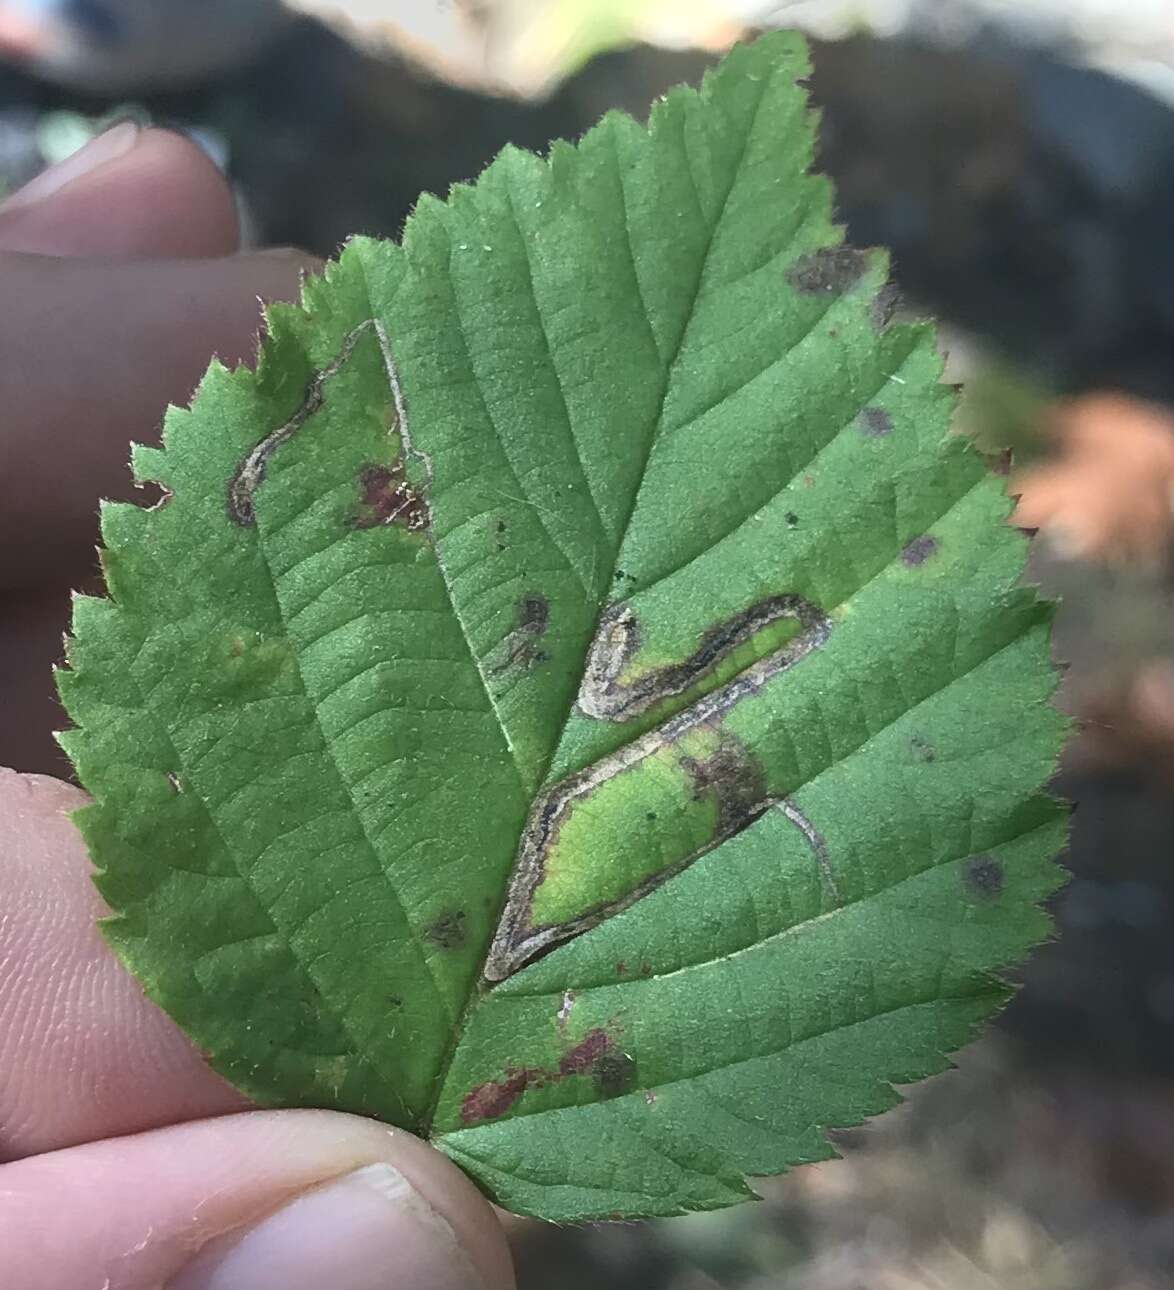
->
left=2, top=1108, right=514, bottom=1290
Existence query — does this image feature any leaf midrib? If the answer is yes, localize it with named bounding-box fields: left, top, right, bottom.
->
left=402, top=68, right=778, bottom=1133
left=528, top=64, right=776, bottom=798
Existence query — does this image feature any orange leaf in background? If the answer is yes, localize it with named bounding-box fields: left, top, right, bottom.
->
left=1013, top=394, right=1174, bottom=566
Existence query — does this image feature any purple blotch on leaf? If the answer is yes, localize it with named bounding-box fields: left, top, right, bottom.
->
left=902, top=535, right=938, bottom=567
left=858, top=407, right=893, bottom=438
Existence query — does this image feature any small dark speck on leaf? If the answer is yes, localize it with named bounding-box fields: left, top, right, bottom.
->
left=858, top=407, right=893, bottom=438
left=519, top=596, right=549, bottom=633
left=494, top=593, right=551, bottom=674
left=496, top=519, right=507, bottom=533
left=786, top=246, right=869, bottom=296
left=910, top=734, right=936, bottom=764
left=645, top=811, right=657, bottom=822
left=964, top=855, right=1004, bottom=899
left=902, top=535, right=938, bottom=567
left=389, top=995, right=403, bottom=1009
left=785, top=511, right=799, bottom=528
left=425, top=910, right=467, bottom=950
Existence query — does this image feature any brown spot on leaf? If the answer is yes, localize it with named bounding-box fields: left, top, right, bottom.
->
left=615, top=961, right=627, bottom=975
left=902, top=535, right=938, bottom=567
left=459, top=1028, right=621, bottom=1126
left=354, top=462, right=430, bottom=532
left=858, top=407, right=893, bottom=438
left=460, top=1068, right=534, bottom=1124
left=964, top=855, right=1005, bottom=899
left=557, top=1028, right=611, bottom=1077
left=680, top=731, right=770, bottom=839
left=787, top=246, right=870, bottom=296
left=425, top=911, right=467, bottom=950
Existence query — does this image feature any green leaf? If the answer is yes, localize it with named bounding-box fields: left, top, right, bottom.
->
left=58, top=30, right=1066, bottom=1221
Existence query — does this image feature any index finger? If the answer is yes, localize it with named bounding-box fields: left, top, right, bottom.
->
left=0, top=249, right=318, bottom=591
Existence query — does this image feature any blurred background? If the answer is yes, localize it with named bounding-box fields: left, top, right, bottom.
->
left=3, top=1, right=1174, bottom=1285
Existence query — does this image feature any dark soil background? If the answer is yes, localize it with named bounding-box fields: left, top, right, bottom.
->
left=3, top=14, right=1174, bottom=1286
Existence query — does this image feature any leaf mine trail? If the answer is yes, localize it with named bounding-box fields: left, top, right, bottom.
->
left=228, top=318, right=432, bottom=530
left=484, top=597, right=833, bottom=981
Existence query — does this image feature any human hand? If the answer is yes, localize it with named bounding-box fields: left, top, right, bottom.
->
left=0, top=119, right=327, bottom=776
left=0, top=125, right=515, bottom=1290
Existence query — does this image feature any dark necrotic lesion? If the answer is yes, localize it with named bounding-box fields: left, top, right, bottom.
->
left=680, top=730, right=770, bottom=840
left=786, top=246, right=871, bottom=295
left=491, top=594, right=551, bottom=675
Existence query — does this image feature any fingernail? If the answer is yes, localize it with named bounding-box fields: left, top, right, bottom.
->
left=170, top=1164, right=483, bottom=1290
left=0, top=121, right=141, bottom=214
